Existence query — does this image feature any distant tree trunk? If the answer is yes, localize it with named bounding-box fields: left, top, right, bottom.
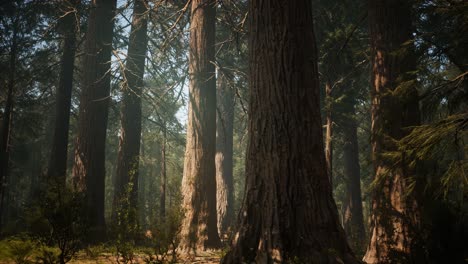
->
left=364, top=0, right=423, bottom=263
left=0, top=17, right=18, bottom=229
left=341, top=104, right=365, bottom=252
left=221, top=1, right=358, bottom=263
left=71, top=0, right=116, bottom=240
left=324, top=80, right=333, bottom=187
left=113, top=0, right=148, bottom=225
left=179, top=0, right=221, bottom=251
left=159, top=124, right=166, bottom=220
left=151, top=137, right=161, bottom=224
left=215, top=73, right=235, bottom=237
left=47, top=0, right=79, bottom=186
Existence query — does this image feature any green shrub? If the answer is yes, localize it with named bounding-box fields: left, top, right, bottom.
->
left=1, top=235, right=36, bottom=264
left=27, top=184, right=88, bottom=264
left=142, top=207, right=183, bottom=264
left=35, top=245, right=61, bottom=264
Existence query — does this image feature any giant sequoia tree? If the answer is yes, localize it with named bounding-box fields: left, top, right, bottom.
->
left=222, top=1, right=358, bottom=263
left=364, top=0, right=423, bottom=263
left=179, top=0, right=221, bottom=251
left=72, top=0, right=116, bottom=239
left=113, top=0, right=148, bottom=224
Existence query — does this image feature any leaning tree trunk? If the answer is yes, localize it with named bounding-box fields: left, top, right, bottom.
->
left=221, top=1, right=358, bottom=263
left=47, top=0, right=79, bottom=186
left=215, top=72, right=235, bottom=237
left=341, top=104, right=365, bottom=253
left=113, top=0, right=148, bottom=226
left=179, top=0, right=221, bottom=252
left=71, top=0, right=116, bottom=241
left=363, top=0, right=423, bottom=263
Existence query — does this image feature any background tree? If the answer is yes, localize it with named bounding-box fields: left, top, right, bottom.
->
left=0, top=4, right=19, bottom=229
left=47, top=0, right=80, bottom=186
left=113, top=0, right=149, bottom=228
left=215, top=72, right=234, bottom=237
left=0, top=0, right=58, bottom=231
left=364, top=0, right=424, bottom=262
left=214, top=0, right=248, bottom=237
left=178, top=0, right=221, bottom=251
left=71, top=0, right=116, bottom=241
left=314, top=0, right=368, bottom=254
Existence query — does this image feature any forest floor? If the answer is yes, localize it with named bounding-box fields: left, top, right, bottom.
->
left=66, top=250, right=222, bottom=263
left=0, top=251, right=223, bottom=264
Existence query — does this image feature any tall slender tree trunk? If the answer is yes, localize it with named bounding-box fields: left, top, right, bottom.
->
left=113, top=0, right=148, bottom=225
left=159, top=124, right=166, bottom=220
left=215, top=73, right=235, bottom=237
left=139, top=134, right=146, bottom=228
left=179, top=0, right=221, bottom=251
left=325, top=80, right=333, bottom=187
left=341, top=104, right=365, bottom=252
left=47, top=0, right=79, bottom=186
left=72, top=0, right=116, bottom=240
left=0, top=17, right=18, bottom=230
left=152, top=137, right=161, bottom=224
left=222, top=1, right=358, bottom=263
left=364, top=0, right=423, bottom=263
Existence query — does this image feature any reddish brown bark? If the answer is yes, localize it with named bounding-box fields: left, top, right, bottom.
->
left=47, top=0, right=79, bottom=185
left=71, top=0, right=116, bottom=240
left=221, top=1, right=358, bottom=263
left=113, top=0, right=148, bottom=223
left=178, top=0, right=221, bottom=252
left=364, top=0, right=423, bottom=263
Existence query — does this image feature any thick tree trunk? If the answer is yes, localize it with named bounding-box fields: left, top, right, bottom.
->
left=215, top=73, right=235, bottom=237
left=47, top=0, right=79, bottom=185
left=0, top=18, right=18, bottom=229
left=221, top=1, right=358, bottom=263
left=113, top=0, right=148, bottom=225
left=341, top=105, right=365, bottom=252
left=71, top=0, right=116, bottom=240
left=159, top=124, right=166, bottom=220
left=364, top=1, right=423, bottom=263
left=179, top=0, right=221, bottom=251
left=325, top=81, right=333, bottom=187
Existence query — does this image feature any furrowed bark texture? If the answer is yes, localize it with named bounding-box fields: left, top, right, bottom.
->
left=113, top=0, right=148, bottom=222
left=72, top=0, right=116, bottom=239
left=47, top=0, right=79, bottom=185
left=342, top=105, right=366, bottom=252
left=215, top=73, right=235, bottom=236
left=364, top=0, right=423, bottom=263
left=179, top=0, right=221, bottom=251
left=221, top=1, right=358, bottom=263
